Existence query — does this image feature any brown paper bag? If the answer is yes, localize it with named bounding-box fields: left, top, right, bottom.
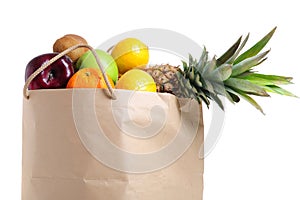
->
left=22, top=44, right=204, bottom=200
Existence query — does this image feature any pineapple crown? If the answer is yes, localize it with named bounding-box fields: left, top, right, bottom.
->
left=182, top=27, right=296, bottom=114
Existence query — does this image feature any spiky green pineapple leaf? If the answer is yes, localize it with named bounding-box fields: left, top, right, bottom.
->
left=207, top=63, right=232, bottom=82
left=234, top=27, right=277, bottom=64
left=212, top=82, right=235, bottom=104
left=226, top=33, right=250, bottom=64
left=240, top=73, right=293, bottom=85
left=203, top=80, right=216, bottom=95
left=197, top=48, right=208, bottom=73
left=231, top=50, right=270, bottom=76
left=262, top=85, right=297, bottom=97
left=217, top=36, right=242, bottom=66
left=226, top=87, right=265, bottom=114
left=187, top=64, right=195, bottom=81
left=188, top=54, right=194, bottom=68
left=202, top=56, right=217, bottom=77
left=225, top=78, right=270, bottom=96
left=194, top=73, right=202, bottom=88
left=254, top=57, right=268, bottom=67
left=226, top=89, right=240, bottom=103
left=211, top=82, right=227, bottom=95
left=196, top=89, right=210, bottom=108
left=210, top=94, right=224, bottom=110
left=182, top=60, right=188, bottom=71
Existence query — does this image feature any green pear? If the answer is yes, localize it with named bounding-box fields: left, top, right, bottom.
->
left=76, top=49, right=118, bottom=83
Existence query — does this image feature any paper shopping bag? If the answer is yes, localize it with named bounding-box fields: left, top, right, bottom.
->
left=22, top=88, right=204, bottom=200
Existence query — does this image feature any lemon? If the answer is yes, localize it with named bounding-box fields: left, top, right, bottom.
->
left=116, top=69, right=156, bottom=92
left=111, top=38, right=149, bottom=74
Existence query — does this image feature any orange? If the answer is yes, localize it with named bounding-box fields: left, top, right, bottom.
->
left=111, top=38, right=149, bottom=74
left=115, top=69, right=156, bottom=92
left=66, top=68, right=115, bottom=89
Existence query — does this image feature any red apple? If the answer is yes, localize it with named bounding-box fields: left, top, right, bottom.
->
left=25, top=53, right=74, bottom=89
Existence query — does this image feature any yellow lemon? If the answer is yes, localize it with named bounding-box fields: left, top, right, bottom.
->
left=116, top=69, right=156, bottom=92
left=111, top=38, right=149, bottom=74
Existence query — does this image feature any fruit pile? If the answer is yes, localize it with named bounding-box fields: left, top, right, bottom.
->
left=24, top=28, right=296, bottom=113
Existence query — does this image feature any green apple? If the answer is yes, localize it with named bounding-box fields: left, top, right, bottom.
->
left=76, top=49, right=118, bottom=83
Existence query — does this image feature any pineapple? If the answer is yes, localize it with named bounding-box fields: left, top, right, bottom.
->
left=145, top=27, right=296, bottom=113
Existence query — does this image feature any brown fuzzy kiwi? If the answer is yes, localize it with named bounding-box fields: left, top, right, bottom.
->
left=53, top=34, right=88, bottom=62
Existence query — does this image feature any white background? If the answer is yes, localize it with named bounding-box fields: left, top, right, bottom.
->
left=1, top=0, right=300, bottom=199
